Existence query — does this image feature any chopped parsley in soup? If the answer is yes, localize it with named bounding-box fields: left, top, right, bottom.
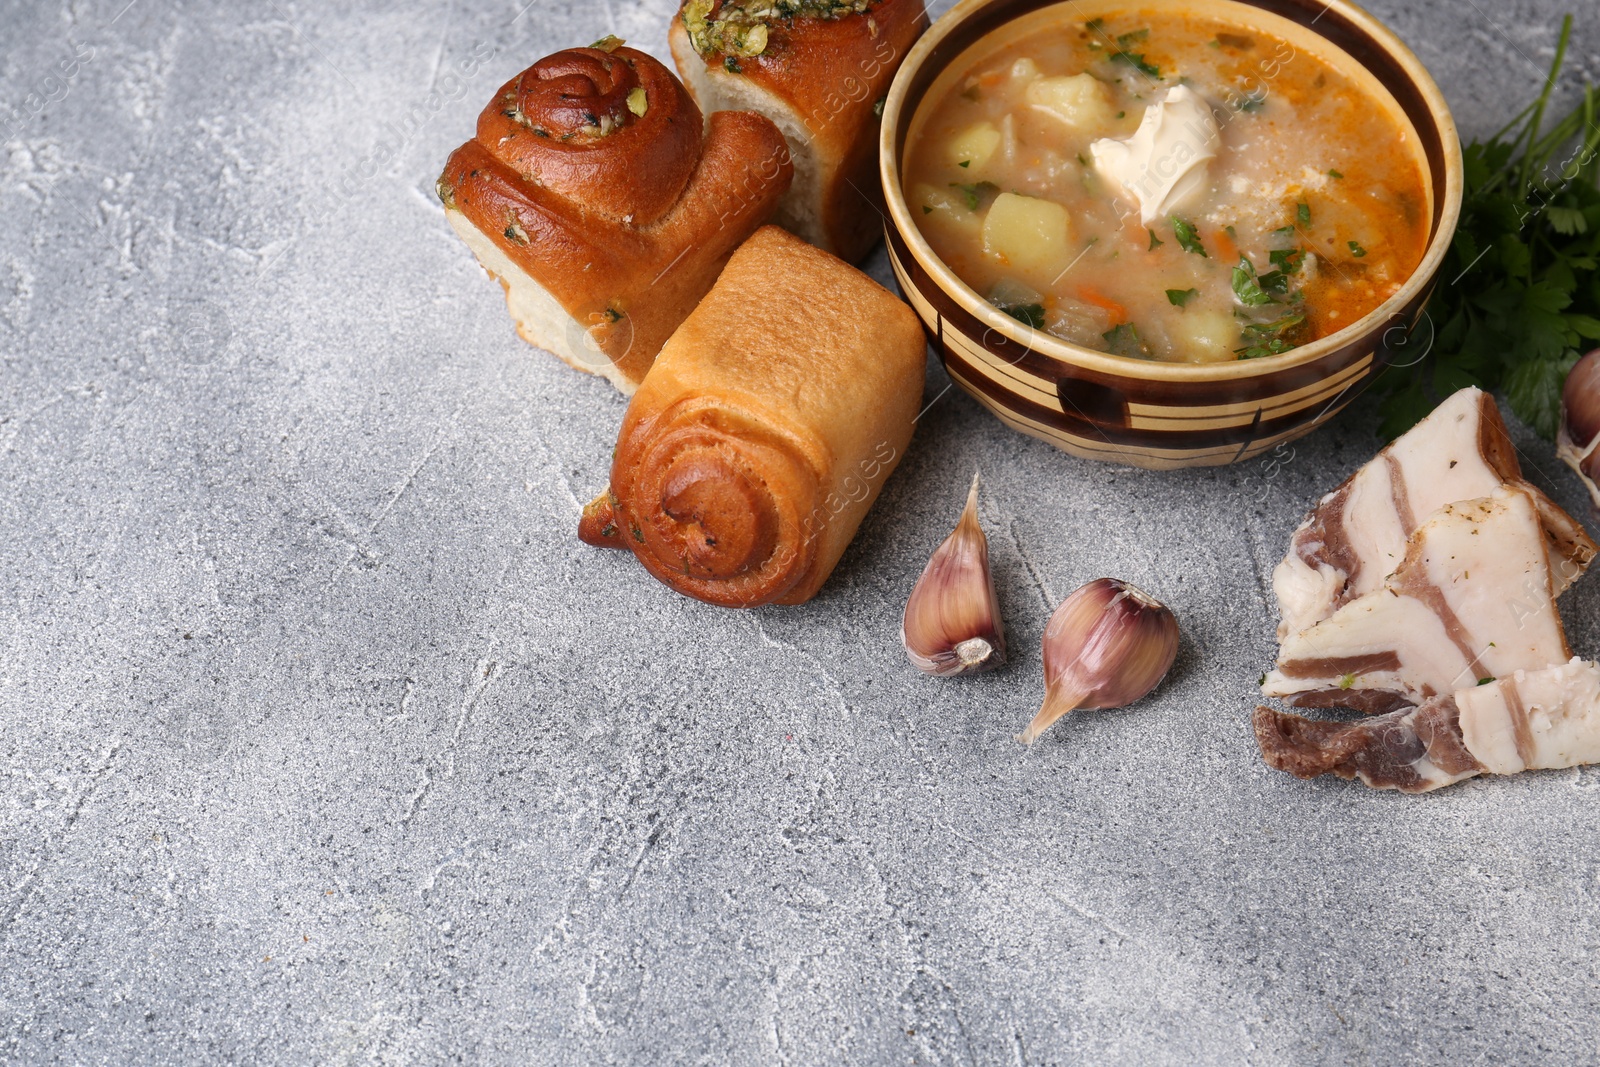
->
left=903, top=10, right=1431, bottom=362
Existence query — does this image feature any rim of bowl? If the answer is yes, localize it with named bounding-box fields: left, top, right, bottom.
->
left=879, top=0, right=1465, bottom=384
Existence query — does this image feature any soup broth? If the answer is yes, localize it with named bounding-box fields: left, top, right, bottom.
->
left=903, top=6, right=1431, bottom=363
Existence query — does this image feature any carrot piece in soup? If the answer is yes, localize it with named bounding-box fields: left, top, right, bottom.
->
left=1076, top=286, right=1128, bottom=325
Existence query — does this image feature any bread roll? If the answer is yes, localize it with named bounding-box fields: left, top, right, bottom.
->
left=437, top=41, right=793, bottom=394
left=669, top=1, right=927, bottom=263
left=579, top=226, right=927, bottom=607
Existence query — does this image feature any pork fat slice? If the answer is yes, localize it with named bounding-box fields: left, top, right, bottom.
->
left=1265, top=486, right=1573, bottom=707
left=1255, top=659, right=1600, bottom=792
left=1458, top=657, right=1600, bottom=775
left=1272, top=387, right=1594, bottom=640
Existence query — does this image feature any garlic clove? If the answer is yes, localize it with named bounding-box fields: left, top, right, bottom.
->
left=902, top=472, right=1007, bottom=676
left=1019, top=577, right=1180, bottom=744
left=1558, top=348, right=1600, bottom=509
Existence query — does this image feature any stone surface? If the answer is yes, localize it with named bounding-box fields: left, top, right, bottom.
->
left=3, top=0, right=1598, bottom=1063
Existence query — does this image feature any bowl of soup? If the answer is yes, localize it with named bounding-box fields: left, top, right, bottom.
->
left=880, top=0, right=1462, bottom=468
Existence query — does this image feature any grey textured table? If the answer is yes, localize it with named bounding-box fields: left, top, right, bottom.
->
left=3, top=0, right=1599, bottom=1063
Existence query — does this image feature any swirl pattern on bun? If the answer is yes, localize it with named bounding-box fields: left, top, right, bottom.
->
left=484, top=45, right=701, bottom=223
left=598, top=396, right=824, bottom=605
left=438, top=41, right=793, bottom=393
left=580, top=227, right=927, bottom=607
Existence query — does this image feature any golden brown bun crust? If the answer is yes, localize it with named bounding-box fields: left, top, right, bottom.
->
left=480, top=45, right=703, bottom=225
left=673, top=0, right=928, bottom=262
left=438, top=46, right=793, bottom=387
left=581, top=226, right=927, bottom=607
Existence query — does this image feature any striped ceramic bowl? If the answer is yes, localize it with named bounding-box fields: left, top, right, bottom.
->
left=880, top=0, right=1463, bottom=469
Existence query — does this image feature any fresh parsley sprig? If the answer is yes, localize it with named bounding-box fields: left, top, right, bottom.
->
left=1370, top=14, right=1600, bottom=440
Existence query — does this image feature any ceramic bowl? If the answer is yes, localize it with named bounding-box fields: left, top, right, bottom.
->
left=880, top=0, right=1463, bottom=469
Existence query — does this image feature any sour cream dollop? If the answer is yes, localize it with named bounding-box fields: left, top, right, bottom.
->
left=1089, top=85, right=1221, bottom=226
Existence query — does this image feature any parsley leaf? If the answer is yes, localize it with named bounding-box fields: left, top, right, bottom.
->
left=1232, top=257, right=1274, bottom=306
left=1237, top=338, right=1297, bottom=359
left=1111, top=50, right=1161, bottom=79
left=1269, top=247, right=1305, bottom=275
left=1167, top=288, right=1199, bottom=307
left=999, top=302, right=1047, bottom=329
left=1370, top=14, right=1600, bottom=441
left=1348, top=240, right=1367, bottom=257
left=1236, top=311, right=1306, bottom=359
left=948, top=181, right=999, bottom=211
left=1102, top=322, right=1150, bottom=357
left=1244, top=311, right=1306, bottom=336
left=1148, top=228, right=1164, bottom=250
left=1296, top=202, right=1312, bottom=227
left=1506, top=350, right=1580, bottom=438
left=1547, top=204, right=1588, bottom=234
left=1171, top=217, right=1206, bottom=256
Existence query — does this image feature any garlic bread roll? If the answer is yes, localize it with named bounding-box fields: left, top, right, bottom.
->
left=579, top=226, right=926, bottom=607
left=669, top=0, right=928, bottom=263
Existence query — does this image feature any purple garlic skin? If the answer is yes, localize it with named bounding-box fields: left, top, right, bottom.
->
left=1559, top=348, right=1600, bottom=509
left=902, top=473, right=1006, bottom=677
left=1020, top=578, right=1180, bottom=744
